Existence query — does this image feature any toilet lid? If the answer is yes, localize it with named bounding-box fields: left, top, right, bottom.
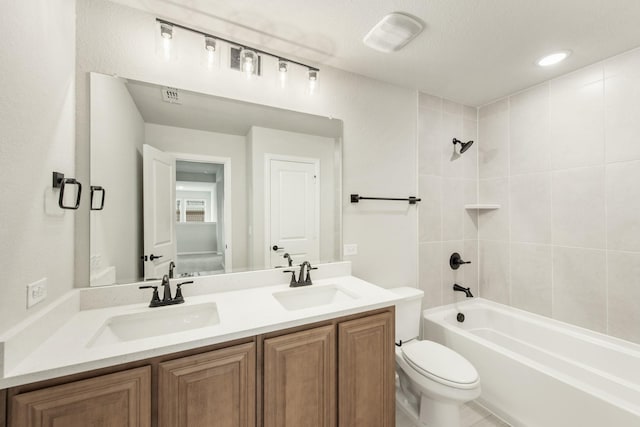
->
left=401, top=340, right=479, bottom=385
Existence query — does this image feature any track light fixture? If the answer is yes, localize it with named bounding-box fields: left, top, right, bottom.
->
left=155, top=18, right=320, bottom=91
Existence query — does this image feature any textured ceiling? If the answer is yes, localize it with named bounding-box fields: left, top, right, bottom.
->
left=112, top=0, right=640, bottom=106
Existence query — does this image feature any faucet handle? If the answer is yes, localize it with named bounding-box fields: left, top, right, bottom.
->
left=304, top=264, right=318, bottom=284
left=283, top=269, right=297, bottom=286
left=139, top=285, right=161, bottom=307
left=173, top=280, right=193, bottom=303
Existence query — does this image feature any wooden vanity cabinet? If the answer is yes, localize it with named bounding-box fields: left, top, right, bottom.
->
left=2, top=307, right=394, bottom=427
left=1, top=389, right=7, bottom=427
left=158, top=342, right=255, bottom=427
left=263, top=325, right=335, bottom=427
left=338, top=312, right=395, bottom=427
left=261, top=308, right=395, bottom=427
left=9, top=366, right=151, bottom=427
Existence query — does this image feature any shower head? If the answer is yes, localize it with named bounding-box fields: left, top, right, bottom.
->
left=452, top=138, right=474, bottom=154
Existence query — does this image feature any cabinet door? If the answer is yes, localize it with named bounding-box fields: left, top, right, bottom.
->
left=263, top=325, right=336, bottom=427
left=10, top=366, right=151, bottom=427
left=158, top=341, right=256, bottom=427
left=338, top=311, right=394, bottom=427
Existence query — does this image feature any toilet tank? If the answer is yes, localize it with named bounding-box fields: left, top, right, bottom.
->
left=389, top=287, right=424, bottom=343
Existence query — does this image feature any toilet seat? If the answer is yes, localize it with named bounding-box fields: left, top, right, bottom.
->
left=401, top=340, right=479, bottom=390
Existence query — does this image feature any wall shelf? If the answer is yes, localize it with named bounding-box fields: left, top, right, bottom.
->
left=465, top=204, right=501, bottom=210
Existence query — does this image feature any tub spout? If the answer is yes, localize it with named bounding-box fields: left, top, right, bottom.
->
left=453, top=283, right=474, bottom=298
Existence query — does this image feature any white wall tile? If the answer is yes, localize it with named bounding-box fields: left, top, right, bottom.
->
left=479, top=240, right=510, bottom=304
left=550, top=65, right=604, bottom=170
left=510, top=243, right=552, bottom=316
left=463, top=239, right=479, bottom=295
left=479, top=99, right=509, bottom=179
left=443, top=99, right=463, bottom=115
left=510, top=173, right=551, bottom=244
left=479, top=178, right=510, bottom=241
left=607, top=250, right=640, bottom=344
left=462, top=118, right=478, bottom=180
left=418, top=106, right=443, bottom=176
left=509, top=84, right=551, bottom=174
left=604, top=52, right=640, bottom=163
left=442, top=112, right=465, bottom=178
left=553, top=246, right=606, bottom=332
left=552, top=167, right=605, bottom=249
left=442, top=178, right=465, bottom=241
left=418, top=93, right=478, bottom=314
left=419, top=242, right=443, bottom=309
left=419, top=175, right=442, bottom=243
left=442, top=241, right=466, bottom=304
left=606, top=161, right=640, bottom=251
left=464, top=180, right=478, bottom=240
left=463, top=105, right=478, bottom=122
left=603, top=47, right=640, bottom=79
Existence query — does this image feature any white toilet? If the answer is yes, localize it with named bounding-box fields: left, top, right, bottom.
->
left=391, top=287, right=481, bottom=427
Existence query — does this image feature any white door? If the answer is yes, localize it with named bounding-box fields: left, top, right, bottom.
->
left=267, top=157, right=319, bottom=267
left=143, top=144, right=177, bottom=280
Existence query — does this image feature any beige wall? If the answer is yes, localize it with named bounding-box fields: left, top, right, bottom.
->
left=0, top=0, right=76, bottom=333
left=477, top=47, right=640, bottom=344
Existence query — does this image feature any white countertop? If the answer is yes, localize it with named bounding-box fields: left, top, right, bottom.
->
left=0, top=270, right=402, bottom=389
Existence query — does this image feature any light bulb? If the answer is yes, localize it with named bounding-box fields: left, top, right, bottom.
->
left=204, top=36, right=217, bottom=69
left=308, top=69, right=319, bottom=95
left=160, top=23, right=173, bottom=39
left=278, top=59, right=288, bottom=88
left=240, top=48, right=258, bottom=79
left=159, top=23, right=173, bottom=61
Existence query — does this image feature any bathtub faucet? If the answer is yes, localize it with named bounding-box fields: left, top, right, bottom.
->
left=453, top=283, right=474, bottom=298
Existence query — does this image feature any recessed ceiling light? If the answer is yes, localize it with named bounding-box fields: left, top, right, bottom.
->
left=537, top=50, right=571, bottom=67
left=363, top=13, right=424, bottom=53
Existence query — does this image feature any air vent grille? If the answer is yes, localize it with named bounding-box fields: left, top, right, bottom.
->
left=162, top=87, right=181, bottom=104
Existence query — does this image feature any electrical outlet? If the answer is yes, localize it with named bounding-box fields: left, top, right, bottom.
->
left=27, top=278, right=47, bottom=308
left=344, top=244, right=358, bottom=256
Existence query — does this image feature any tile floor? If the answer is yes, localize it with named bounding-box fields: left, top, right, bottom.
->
left=396, top=400, right=510, bottom=427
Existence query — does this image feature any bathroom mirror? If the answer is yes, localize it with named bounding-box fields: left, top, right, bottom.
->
left=89, top=72, right=342, bottom=286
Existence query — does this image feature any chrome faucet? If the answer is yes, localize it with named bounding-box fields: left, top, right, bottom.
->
left=453, top=283, right=474, bottom=298
left=139, top=275, right=193, bottom=307
left=283, top=261, right=318, bottom=287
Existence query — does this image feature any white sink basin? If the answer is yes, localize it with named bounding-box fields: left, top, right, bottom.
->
left=87, top=302, right=220, bottom=347
left=272, top=284, right=358, bottom=311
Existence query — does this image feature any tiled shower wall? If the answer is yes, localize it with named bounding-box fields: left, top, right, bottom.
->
left=417, top=94, right=479, bottom=309
left=477, top=47, right=640, bottom=344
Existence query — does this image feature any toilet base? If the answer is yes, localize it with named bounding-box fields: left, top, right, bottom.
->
left=418, top=394, right=460, bottom=427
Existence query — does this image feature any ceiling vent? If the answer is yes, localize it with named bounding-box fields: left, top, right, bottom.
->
left=162, top=86, right=181, bottom=104
left=363, top=13, right=424, bottom=53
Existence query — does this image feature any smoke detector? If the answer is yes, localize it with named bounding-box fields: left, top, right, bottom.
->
left=363, top=13, right=424, bottom=53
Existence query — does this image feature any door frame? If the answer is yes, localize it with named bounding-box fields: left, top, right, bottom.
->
left=264, top=153, right=320, bottom=268
left=170, top=152, right=233, bottom=272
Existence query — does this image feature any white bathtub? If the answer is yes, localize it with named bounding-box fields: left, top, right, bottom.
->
left=422, top=299, right=640, bottom=427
